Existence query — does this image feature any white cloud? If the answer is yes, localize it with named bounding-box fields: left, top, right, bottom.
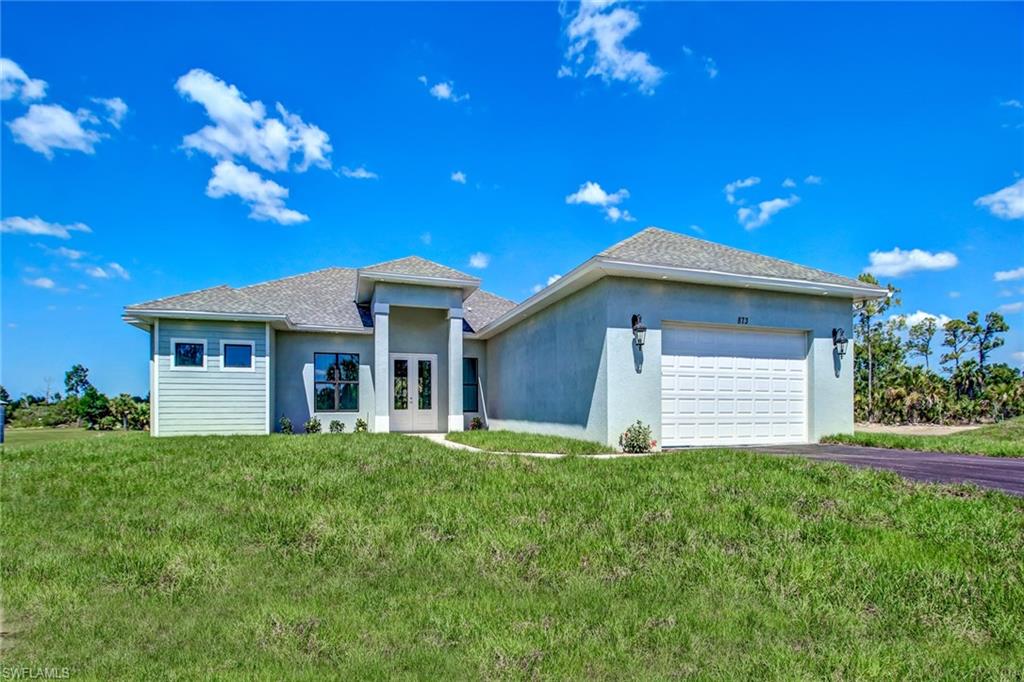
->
left=864, top=247, right=959, bottom=277
left=566, top=180, right=628, bottom=206
left=8, top=103, right=103, bottom=158
left=566, top=180, right=633, bottom=221
left=85, top=266, right=109, bottom=279
left=605, top=206, right=635, bottom=223
left=1001, top=99, right=1023, bottom=109
left=948, top=291, right=961, bottom=298
left=975, top=179, right=1024, bottom=220
left=531, top=274, right=563, bottom=294
left=419, top=76, right=469, bottom=103
left=999, top=301, right=1024, bottom=314
left=1011, top=351, right=1024, bottom=364
left=205, top=159, right=309, bottom=225
left=24, top=276, right=56, bottom=289
left=340, top=165, right=379, bottom=180
left=782, top=178, right=796, bottom=188
left=896, top=310, right=951, bottom=328
left=995, top=267, right=1024, bottom=282
left=0, top=58, right=47, bottom=102
left=804, top=175, right=823, bottom=185
left=37, top=244, right=85, bottom=260
left=420, top=232, right=432, bottom=245
left=108, top=262, right=130, bottom=280
left=562, top=0, right=664, bottom=95
left=91, top=97, right=128, bottom=129
left=175, top=68, right=332, bottom=173
left=703, top=57, right=718, bottom=79
left=468, top=252, right=490, bottom=269
left=724, top=176, right=760, bottom=204
left=451, top=171, right=467, bottom=184
left=1, top=216, right=92, bottom=239
left=687, top=224, right=704, bottom=234
left=737, top=195, right=799, bottom=230
left=999, top=289, right=1015, bottom=298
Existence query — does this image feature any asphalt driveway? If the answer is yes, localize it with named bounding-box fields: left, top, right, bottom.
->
left=740, top=444, right=1024, bottom=497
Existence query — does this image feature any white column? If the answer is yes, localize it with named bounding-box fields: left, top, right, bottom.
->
left=447, top=308, right=464, bottom=432
left=373, top=303, right=390, bottom=433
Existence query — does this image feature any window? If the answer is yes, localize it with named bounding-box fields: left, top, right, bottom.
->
left=222, top=340, right=255, bottom=371
left=463, top=358, right=479, bottom=413
left=171, top=338, right=206, bottom=369
left=314, top=353, right=359, bottom=411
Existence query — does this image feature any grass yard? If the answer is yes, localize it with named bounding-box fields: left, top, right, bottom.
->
left=3, top=427, right=131, bottom=450
left=447, top=429, right=615, bottom=455
left=3, top=433, right=1023, bottom=678
left=823, top=417, right=1024, bottom=458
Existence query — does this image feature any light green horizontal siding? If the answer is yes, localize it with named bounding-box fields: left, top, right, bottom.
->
left=155, top=319, right=268, bottom=436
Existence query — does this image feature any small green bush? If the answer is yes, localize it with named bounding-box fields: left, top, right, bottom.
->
left=96, top=415, right=118, bottom=431
left=304, top=417, right=322, bottom=434
left=354, top=418, right=368, bottom=433
left=619, top=420, right=654, bottom=453
left=329, top=420, right=345, bottom=433
left=279, top=416, right=293, bottom=434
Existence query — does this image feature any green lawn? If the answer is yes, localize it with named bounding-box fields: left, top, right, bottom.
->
left=3, top=433, right=1023, bottom=678
left=822, top=417, right=1024, bottom=457
left=447, top=429, right=615, bottom=455
left=3, top=426, right=131, bottom=450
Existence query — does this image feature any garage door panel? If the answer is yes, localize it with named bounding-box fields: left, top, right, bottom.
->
left=661, top=325, right=808, bottom=447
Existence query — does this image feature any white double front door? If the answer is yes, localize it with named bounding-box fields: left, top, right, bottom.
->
left=389, top=353, right=438, bottom=432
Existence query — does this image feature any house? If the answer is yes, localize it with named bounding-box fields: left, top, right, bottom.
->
left=123, top=227, right=887, bottom=447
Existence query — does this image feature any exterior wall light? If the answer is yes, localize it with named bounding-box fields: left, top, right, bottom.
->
left=832, top=327, right=849, bottom=357
left=631, top=314, right=647, bottom=349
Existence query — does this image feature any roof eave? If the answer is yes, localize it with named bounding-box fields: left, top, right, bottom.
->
left=122, top=308, right=375, bottom=334
left=476, top=258, right=887, bottom=339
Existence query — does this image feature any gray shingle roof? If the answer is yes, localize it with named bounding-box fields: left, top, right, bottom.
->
left=126, top=261, right=511, bottom=331
left=600, top=227, right=876, bottom=290
left=361, top=256, right=478, bottom=282
left=464, top=289, right=517, bottom=333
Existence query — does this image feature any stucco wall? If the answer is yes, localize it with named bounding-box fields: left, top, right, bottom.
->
left=274, top=331, right=375, bottom=432
left=154, top=319, right=269, bottom=436
left=485, top=277, right=855, bottom=446
left=485, top=281, right=610, bottom=442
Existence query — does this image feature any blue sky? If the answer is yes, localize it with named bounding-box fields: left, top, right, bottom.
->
left=2, top=1, right=1022, bottom=397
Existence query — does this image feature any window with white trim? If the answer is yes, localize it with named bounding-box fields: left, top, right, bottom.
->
left=171, top=338, right=207, bottom=369
left=222, top=340, right=255, bottom=371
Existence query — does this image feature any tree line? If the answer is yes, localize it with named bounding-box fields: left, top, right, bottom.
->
left=1, top=364, right=149, bottom=431
left=854, top=274, right=1021, bottom=424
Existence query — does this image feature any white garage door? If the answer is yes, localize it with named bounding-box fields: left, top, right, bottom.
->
left=661, top=324, right=808, bottom=447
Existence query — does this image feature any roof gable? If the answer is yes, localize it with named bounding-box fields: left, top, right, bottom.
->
left=361, top=255, right=478, bottom=282
left=600, top=227, right=870, bottom=289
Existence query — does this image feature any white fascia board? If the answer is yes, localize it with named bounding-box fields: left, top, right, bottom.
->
left=123, top=309, right=374, bottom=335
left=476, top=257, right=887, bottom=339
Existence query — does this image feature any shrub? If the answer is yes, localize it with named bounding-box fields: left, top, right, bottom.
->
left=329, top=420, right=345, bottom=433
left=97, top=415, right=118, bottom=431
left=78, top=386, right=110, bottom=429
left=304, top=417, right=322, bottom=434
left=279, top=416, right=293, bottom=434
left=469, top=416, right=484, bottom=431
left=619, top=420, right=654, bottom=454
left=354, top=418, right=368, bottom=433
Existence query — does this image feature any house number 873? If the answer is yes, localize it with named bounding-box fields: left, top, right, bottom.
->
left=737, top=317, right=749, bottom=325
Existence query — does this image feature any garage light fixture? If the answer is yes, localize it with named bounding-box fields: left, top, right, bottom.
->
left=631, top=314, right=647, bottom=349
left=832, top=327, right=848, bottom=357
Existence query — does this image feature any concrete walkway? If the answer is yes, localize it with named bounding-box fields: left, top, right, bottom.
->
left=739, top=444, right=1024, bottom=497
